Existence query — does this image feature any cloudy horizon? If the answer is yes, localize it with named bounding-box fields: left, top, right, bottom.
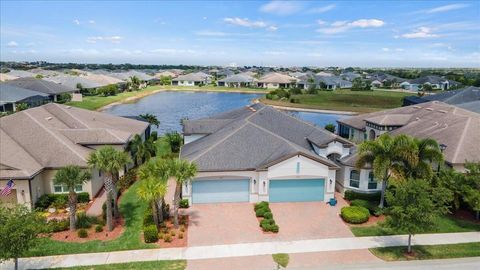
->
left=1, top=1, right=479, bottom=67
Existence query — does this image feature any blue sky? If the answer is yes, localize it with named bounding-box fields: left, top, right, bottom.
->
left=1, top=1, right=479, bottom=67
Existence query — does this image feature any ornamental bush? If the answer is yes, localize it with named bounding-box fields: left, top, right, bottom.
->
left=77, top=228, right=88, bottom=238
left=350, top=199, right=381, bottom=216
left=35, top=193, right=90, bottom=210
left=76, top=213, right=92, bottom=229
left=95, top=225, right=103, bottom=232
left=255, top=208, right=269, bottom=217
left=179, top=199, right=189, bottom=209
left=143, top=225, right=159, bottom=243
left=143, top=209, right=154, bottom=227
left=344, top=190, right=381, bottom=202
left=260, top=218, right=275, bottom=228
left=254, top=201, right=269, bottom=211
left=341, top=206, right=370, bottom=224
left=47, top=219, right=69, bottom=232
left=263, top=211, right=273, bottom=219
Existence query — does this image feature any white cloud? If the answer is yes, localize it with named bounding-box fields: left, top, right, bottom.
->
left=317, top=19, right=385, bottom=34
left=73, top=19, right=80, bottom=25
left=150, top=48, right=196, bottom=54
left=426, top=4, right=469, bottom=14
left=308, top=4, right=335, bottom=14
left=86, top=36, right=123, bottom=43
left=382, top=47, right=405, bottom=52
left=260, top=1, right=303, bottom=15
left=202, top=17, right=208, bottom=20
left=7, top=41, right=18, bottom=47
left=317, top=20, right=327, bottom=25
left=88, top=20, right=95, bottom=24
left=267, top=26, right=278, bottom=31
left=195, top=31, right=228, bottom=37
left=382, top=47, right=390, bottom=52
left=224, top=17, right=267, bottom=28
left=401, top=27, right=438, bottom=39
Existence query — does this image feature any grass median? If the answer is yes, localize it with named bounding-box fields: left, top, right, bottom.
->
left=48, top=260, right=186, bottom=270
left=370, top=242, right=480, bottom=261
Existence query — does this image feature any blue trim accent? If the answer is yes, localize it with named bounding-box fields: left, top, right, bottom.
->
left=269, top=179, right=325, bottom=202
left=192, top=179, right=249, bottom=204
left=296, top=162, right=300, bottom=174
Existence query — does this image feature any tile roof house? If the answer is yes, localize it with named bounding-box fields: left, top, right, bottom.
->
left=0, top=103, right=149, bottom=208
left=0, top=84, right=49, bottom=112
left=80, top=73, right=125, bottom=86
left=257, top=72, right=297, bottom=89
left=172, top=72, right=212, bottom=86
left=45, top=75, right=104, bottom=90
left=180, top=103, right=354, bottom=204
left=297, top=75, right=352, bottom=90
left=403, top=86, right=480, bottom=113
left=5, top=77, right=76, bottom=102
left=217, top=74, right=256, bottom=87
left=400, top=75, right=460, bottom=91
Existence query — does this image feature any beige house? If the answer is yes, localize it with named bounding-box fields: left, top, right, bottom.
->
left=257, top=72, right=297, bottom=89
left=0, top=103, right=149, bottom=208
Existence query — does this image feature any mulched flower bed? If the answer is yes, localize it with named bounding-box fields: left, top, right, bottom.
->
left=156, top=215, right=189, bottom=248
left=49, top=218, right=125, bottom=243
left=346, top=214, right=385, bottom=227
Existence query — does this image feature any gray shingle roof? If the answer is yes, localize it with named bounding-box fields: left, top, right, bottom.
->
left=173, top=72, right=211, bottom=82
left=5, top=77, right=76, bottom=95
left=218, top=74, right=255, bottom=83
left=0, top=84, right=49, bottom=105
left=181, top=104, right=352, bottom=171
left=45, top=75, right=103, bottom=89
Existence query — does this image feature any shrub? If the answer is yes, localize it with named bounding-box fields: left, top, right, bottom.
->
left=170, top=231, right=176, bottom=236
left=47, top=219, right=69, bottom=232
left=143, top=225, right=159, bottom=243
left=350, top=199, right=381, bottom=216
left=179, top=199, right=189, bottom=209
left=35, top=193, right=90, bottom=210
left=78, top=229, right=88, bottom=238
left=289, top=88, right=303, bottom=95
left=255, top=208, right=269, bottom=217
left=143, top=210, right=154, bottom=227
left=163, top=234, right=172, bottom=242
left=263, top=211, right=273, bottom=219
left=344, top=190, right=381, bottom=202
left=76, top=213, right=92, bottom=229
left=95, top=225, right=104, bottom=232
left=254, top=201, right=269, bottom=211
left=260, top=218, right=275, bottom=228
left=269, top=224, right=279, bottom=233
left=117, top=169, right=137, bottom=192
left=290, top=98, right=301, bottom=103
left=341, top=206, right=370, bottom=224
left=179, top=233, right=184, bottom=239
left=180, top=225, right=185, bottom=232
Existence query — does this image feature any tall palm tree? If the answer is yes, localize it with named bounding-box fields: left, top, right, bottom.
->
left=53, top=165, right=90, bottom=231
left=130, top=76, right=141, bottom=90
left=108, top=150, right=131, bottom=218
left=127, top=135, right=156, bottom=166
left=87, top=146, right=131, bottom=231
left=139, top=113, right=160, bottom=128
left=356, top=134, right=417, bottom=208
left=402, top=138, right=443, bottom=180
left=137, top=158, right=170, bottom=228
left=169, top=159, right=197, bottom=228
left=164, top=132, right=183, bottom=153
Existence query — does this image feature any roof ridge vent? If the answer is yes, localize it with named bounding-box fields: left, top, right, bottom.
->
left=45, top=117, right=53, bottom=121
left=413, top=106, right=421, bottom=109
left=426, top=108, right=433, bottom=111
left=439, top=110, right=448, bottom=113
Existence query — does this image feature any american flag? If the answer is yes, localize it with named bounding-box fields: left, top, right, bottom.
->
left=0, top=180, right=14, bottom=196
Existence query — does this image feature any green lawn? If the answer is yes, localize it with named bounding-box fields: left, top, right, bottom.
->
left=262, top=89, right=411, bottom=113
left=48, top=260, right=186, bottom=270
left=159, top=84, right=268, bottom=93
left=370, top=242, right=480, bottom=261
left=25, top=180, right=155, bottom=257
left=66, top=86, right=163, bottom=111
left=351, top=215, right=480, bottom=237
left=155, top=137, right=173, bottom=157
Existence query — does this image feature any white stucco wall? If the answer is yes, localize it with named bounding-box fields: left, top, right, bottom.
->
left=313, top=141, right=350, bottom=158
left=336, top=166, right=382, bottom=194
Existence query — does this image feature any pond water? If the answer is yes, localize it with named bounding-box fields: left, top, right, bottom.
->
left=104, top=91, right=348, bottom=134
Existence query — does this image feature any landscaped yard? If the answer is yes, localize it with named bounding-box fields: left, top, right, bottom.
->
left=261, top=89, right=411, bottom=113
left=48, top=260, right=186, bottom=270
left=25, top=180, right=156, bottom=257
left=351, top=215, right=480, bottom=237
left=370, top=242, right=480, bottom=261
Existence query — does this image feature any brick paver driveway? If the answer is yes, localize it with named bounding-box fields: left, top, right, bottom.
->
left=186, top=197, right=352, bottom=246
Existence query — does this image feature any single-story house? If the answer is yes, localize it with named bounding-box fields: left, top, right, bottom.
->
left=4, top=77, right=76, bottom=102
left=365, top=72, right=407, bottom=87
left=45, top=75, right=104, bottom=92
left=400, top=75, right=460, bottom=91
left=5, top=69, right=36, bottom=78
left=402, top=86, right=480, bottom=114
left=297, top=75, right=352, bottom=90
left=154, top=71, right=178, bottom=79
left=0, top=103, right=149, bottom=208
left=80, top=74, right=125, bottom=88
left=257, top=73, right=297, bottom=89
left=29, top=68, right=60, bottom=77
left=340, top=72, right=361, bottom=82
left=0, top=84, right=50, bottom=112
left=217, top=74, right=256, bottom=87
left=111, top=70, right=157, bottom=87
left=337, top=101, right=479, bottom=175
left=0, top=73, right=20, bottom=82
left=180, top=103, right=354, bottom=204
left=172, top=72, right=212, bottom=86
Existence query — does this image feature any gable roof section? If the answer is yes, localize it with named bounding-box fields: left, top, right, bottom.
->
left=181, top=104, right=349, bottom=171
left=0, top=103, right=149, bottom=179
left=5, top=77, right=76, bottom=95
left=0, top=84, right=49, bottom=105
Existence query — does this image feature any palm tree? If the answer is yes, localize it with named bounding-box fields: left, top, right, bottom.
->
left=139, top=113, right=160, bottom=128
left=127, top=135, right=156, bottom=166
left=53, top=165, right=90, bottom=231
left=108, top=150, right=131, bottom=218
left=87, top=146, right=131, bottom=231
left=130, top=76, right=141, bottom=90
left=137, top=158, right=170, bottom=228
left=169, top=159, right=197, bottom=228
left=399, top=138, right=443, bottom=180
left=164, top=131, right=183, bottom=153
left=356, top=134, right=417, bottom=208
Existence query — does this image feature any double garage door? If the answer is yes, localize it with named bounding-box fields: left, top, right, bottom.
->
left=192, top=179, right=250, bottom=204
left=269, top=179, right=325, bottom=202
left=191, top=178, right=325, bottom=204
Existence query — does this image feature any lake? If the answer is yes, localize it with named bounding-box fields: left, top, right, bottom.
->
left=104, top=91, right=349, bottom=134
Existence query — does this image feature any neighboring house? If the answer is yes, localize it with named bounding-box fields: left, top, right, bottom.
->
left=297, top=75, right=352, bottom=90
left=0, top=84, right=49, bottom=112
left=29, top=68, right=60, bottom=77
left=217, top=69, right=235, bottom=77
left=366, top=72, right=407, bottom=87
left=172, top=72, right=212, bottom=86
left=289, top=71, right=307, bottom=78
left=5, top=69, right=36, bottom=78
left=45, top=75, right=104, bottom=92
left=403, top=86, right=480, bottom=114
left=257, top=72, right=297, bottom=89
left=155, top=71, right=177, bottom=78
left=340, top=72, right=361, bottom=82
left=217, top=74, right=256, bottom=87
left=0, top=103, right=149, bottom=208
left=80, top=73, right=125, bottom=88
left=316, top=71, right=334, bottom=77
left=0, top=73, right=20, bottom=82
left=5, top=77, right=76, bottom=102
left=337, top=101, right=479, bottom=176
left=111, top=70, right=157, bottom=87
left=181, top=103, right=354, bottom=204
left=400, top=75, right=460, bottom=91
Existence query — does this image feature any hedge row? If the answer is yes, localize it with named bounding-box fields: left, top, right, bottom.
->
left=344, top=190, right=381, bottom=202
left=254, top=201, right=279, bottom=233
left=35, top=192, right=90, bottom=210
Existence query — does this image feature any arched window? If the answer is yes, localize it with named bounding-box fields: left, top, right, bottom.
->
left=369, top=129, right=376, bottom=140
left=350, top=170, right=360, bottom=188
left=368, top=172, right=377, bottom=189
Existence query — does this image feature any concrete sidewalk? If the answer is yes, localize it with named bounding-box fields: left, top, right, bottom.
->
left=2, top=232, right=479, bottom=270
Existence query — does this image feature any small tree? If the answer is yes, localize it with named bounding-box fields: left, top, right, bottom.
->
left=139, top=113, right=160, bottom=128
left=15, top=103, right=29, bottom=112
left=0, top=205, right=43, bottom=270
left=385, top=179, right=449, bottom=253
left=165, top=131, right=183, bottom=153
left=160, top=75, right=172, bottom=85
left=169, top=159, right=197, bottom=228
left=422, top=83, right=433, bottom=92
left=53, top=165, right=90, bottom=231
left=463, top=163, right=480, bottom=220
left=130, top=76, right=141, bottom=90
left=324, top=123, right=336, bottom=133
left=272, top=253, right=289, bottom=269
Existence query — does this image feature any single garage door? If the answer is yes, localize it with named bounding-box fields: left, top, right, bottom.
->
left=192, top=179, right=250, bottom=204
left=269, top=179, right=325, bottom=202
